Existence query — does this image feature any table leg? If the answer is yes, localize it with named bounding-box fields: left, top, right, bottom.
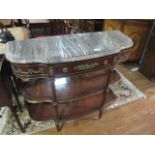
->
left=10, top=107, right=25, bottom=133
left=98, top=110, right=103, bottom=119
left=1, top=73, right=25, bottom=133
left=10, top=76, right=23, bottom=112
left=98, top=69, right=113, bottom=119
left=51, top=79, right=62, bottom=131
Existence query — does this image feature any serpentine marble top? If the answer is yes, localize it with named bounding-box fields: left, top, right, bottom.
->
left=5, top=31, right=133, bottom=64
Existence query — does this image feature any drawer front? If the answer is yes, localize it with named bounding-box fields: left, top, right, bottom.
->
left=11, top=55, right=116, bottom=80
left=11, top=64, right=49, bottom=79
left=53, top=55, right=115, bottom=77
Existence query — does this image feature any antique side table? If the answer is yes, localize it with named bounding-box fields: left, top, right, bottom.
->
left=5, top=31, right=133, bottom=131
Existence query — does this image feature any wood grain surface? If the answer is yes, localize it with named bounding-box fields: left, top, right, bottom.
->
left=33, top=64, right=155, bottom=134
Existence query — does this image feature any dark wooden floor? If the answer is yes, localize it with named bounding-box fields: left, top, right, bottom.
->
left=34, top=63, right=155, bottom=135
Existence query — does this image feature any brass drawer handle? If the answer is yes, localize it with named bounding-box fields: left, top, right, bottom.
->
left=103, top=60, right=109, bottom=65
left=49, top=67, right=54, bottom=77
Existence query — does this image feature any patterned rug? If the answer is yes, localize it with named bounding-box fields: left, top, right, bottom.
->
left=0, top=71, right=145, bottom=135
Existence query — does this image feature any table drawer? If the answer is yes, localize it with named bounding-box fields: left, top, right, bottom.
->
left=11, top=54, right=116, bottom=80
left=54, top=55, right=115, bottom=77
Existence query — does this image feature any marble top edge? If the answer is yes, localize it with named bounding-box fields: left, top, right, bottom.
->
left=5, top=31, right=133, bottom=64
left=10, top=50, right=121, bottom=64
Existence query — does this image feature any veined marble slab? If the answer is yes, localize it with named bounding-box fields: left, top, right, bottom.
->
left=5, top=31, right=133, bottom=64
